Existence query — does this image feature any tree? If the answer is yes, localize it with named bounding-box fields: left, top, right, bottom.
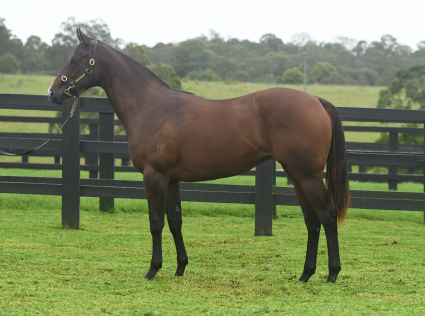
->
left=148, top=63, right=181, bottom=90
left=377, top=65, right=425, bottom=109
left=0, top=53, right=20, bottom=73
left=258, top=52, right=293, bottom=80
left=259, top=33, right=284, bottom=52
left=229, top=44, right=249, bottom=58
left=172, top=39, right=216, bottom=77
left=122, top=43, right=150, bottom=65
left=290, top=32, right=314, bottom=47
left=46, top=17, right=123, bottom=73
left=281, top=67, right=304, bottom=84
left=22, top=36, right=48, bottom=73
left=53, top=17, right=122, bottom=48
left=309, top=62, right=338, bottom=84
left=185, top=69, right=219, bottom=81
left=352, top=68, right=378, bottom=86
left=0, top=18, right=24, bottom=63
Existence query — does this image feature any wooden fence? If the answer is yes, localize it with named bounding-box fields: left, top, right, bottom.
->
left=0, top=94, right=424, bottom=234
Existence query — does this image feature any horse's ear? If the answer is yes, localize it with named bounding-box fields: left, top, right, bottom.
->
left=76, top=28, right=89, bottom=44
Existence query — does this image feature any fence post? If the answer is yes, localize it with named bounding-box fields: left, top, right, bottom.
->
left=272, top=162, right=277, bottom=219
left=99, top=112, right=115, bottom=211
left=61, top=100, right=81, bottom=230
left=255, top=159, right=274, bottom=236
left=86, top=124, right=99, bottom=179
left=389, top=132, right=398, bottom=190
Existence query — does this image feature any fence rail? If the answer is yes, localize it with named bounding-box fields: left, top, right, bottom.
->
left=1, top=94, right=424, bottom=232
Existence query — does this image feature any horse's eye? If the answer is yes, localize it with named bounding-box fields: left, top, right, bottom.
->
left=71, top=58, right=80, bottom=65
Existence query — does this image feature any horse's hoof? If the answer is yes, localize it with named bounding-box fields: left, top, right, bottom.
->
left=143, top=276, right=154, bottom=281
left=175, top=265, right=186, bottom=277
left=299, top=272, right=313, bottom=283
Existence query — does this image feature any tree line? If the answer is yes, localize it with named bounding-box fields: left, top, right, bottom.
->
left=1, top=17, right=425, bottom=87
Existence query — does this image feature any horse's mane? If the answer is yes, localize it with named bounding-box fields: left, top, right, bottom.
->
left=96, top=39, right=194, bottom=95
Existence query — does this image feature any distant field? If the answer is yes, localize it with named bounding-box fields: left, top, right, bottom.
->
left=183, top=80, right=383, bottom=109
left=0, top=74, right=386, bottom=143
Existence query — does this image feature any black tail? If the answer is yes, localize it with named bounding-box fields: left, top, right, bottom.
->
left=318, top=97, right=350, bottom=223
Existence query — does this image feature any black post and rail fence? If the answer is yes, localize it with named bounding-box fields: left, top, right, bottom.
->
left=1, top=94, right=425, bottom=235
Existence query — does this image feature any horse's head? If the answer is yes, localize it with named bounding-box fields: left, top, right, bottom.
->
left=48, top=28, right=98, bottom=104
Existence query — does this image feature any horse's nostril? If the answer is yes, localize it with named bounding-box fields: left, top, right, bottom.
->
left=49, top=90, right=53, bottom=97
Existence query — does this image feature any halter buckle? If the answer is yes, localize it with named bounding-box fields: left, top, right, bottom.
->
left=89, top=59, right=95, bottom=66
left=86, top=68, right=93, bottom=74
left=61, top=75, right=68, bottom=82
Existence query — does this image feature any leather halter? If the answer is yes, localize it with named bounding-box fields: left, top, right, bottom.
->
left=56, top=40, right=99, bottom=117
left=0, top=40, right=99, bottom=156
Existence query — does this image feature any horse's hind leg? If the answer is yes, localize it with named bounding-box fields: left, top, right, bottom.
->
left=296, top=174, right=341, bottom=283
left=165, top=181, right=188, bottom=276
left=291, top=177, right=321, bottom=283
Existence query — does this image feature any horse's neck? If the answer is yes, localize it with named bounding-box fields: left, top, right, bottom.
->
left=98, top=46, right=169, bottom=129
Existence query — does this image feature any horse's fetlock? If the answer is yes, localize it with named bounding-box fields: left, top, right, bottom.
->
left=329, top=264, right=341, bottom=274
left=150, top=261, right=162, bottom=270
left=178, top=257, right=188, bottom=266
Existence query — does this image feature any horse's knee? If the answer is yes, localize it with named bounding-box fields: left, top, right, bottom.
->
left=150, top=220, right=164, bottom=235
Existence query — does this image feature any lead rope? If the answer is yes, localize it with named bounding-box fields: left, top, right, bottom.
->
left=0, top=40, right=98, bottom=156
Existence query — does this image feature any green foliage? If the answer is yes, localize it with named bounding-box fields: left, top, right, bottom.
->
left=375, top=123, right=424, bottom=145
left=1, top=17, right=424, bottom=86
left=185, top=69, right=220, bottom=82
left=309, top=62, right=338, bottom=84
left=148, top=63, right=181, bottom=90
left=281, top=67, right=304, bottom=84
left=53, top=17, right=122, bottom=48
left=22, top=36, right=48, bottom=73
left=352, top=68, right=378, bottom=86
left=0, top=53, right=20, bottom=73
left=172, top=39, right=216, bottom=77
left=377, top=65, right=425, bottom=110
left=122, top=43, right=151, bottom=65
left=229, top=44, right=249, bottom=58
left=260, top=52, right=293, bottom=80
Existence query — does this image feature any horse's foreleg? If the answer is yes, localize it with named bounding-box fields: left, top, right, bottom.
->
left=298, top=176, right=341, bottom=283
left=292, top=179, right=321, bottom=283
left=165, top=181, right=188, bottom=276
left=143, top=169, right=169, bottom=281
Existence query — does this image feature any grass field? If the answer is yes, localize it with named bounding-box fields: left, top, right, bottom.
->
left=1, top=170, right=424, bottom=315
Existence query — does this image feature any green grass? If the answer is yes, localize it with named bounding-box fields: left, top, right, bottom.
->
left=1, top=196, right=424, bottom=315
left=1, top=168, right=424, bottom=314
left=182, top=80, right=383, bottom=109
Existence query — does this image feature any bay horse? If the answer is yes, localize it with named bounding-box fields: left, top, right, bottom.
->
left=48, top=29, right=350, bottom=283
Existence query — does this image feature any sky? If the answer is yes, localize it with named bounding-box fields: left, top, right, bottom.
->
left=2, top=0, right=425, bottom=49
